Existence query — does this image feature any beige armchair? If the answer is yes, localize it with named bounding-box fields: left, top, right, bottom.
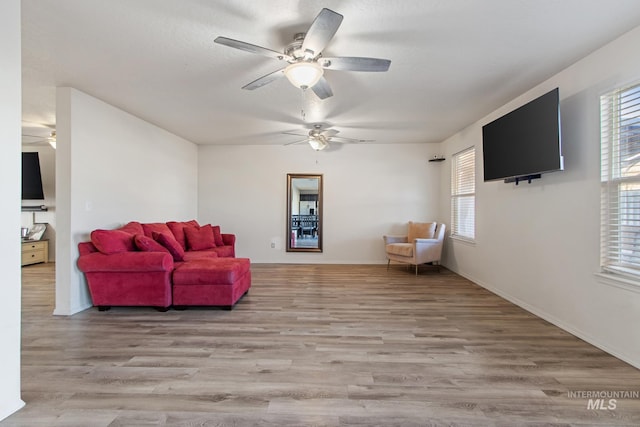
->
left=383, top=222, right=446, bottom=274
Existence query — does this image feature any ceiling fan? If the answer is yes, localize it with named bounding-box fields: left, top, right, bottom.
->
left=283, top=124, right=373, bottom=151
left=22, top=130, right=56, bottom=149
left=214, top=8, right=391, bottom=99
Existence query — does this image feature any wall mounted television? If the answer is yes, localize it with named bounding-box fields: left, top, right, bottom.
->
left=482, top=87, right=563, bottom=184
left=22, top=152, right=45, bottom=201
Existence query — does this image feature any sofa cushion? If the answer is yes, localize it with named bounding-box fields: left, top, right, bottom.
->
left=211, top=225, right=224, bottom=247
left=407, top=221, right=436, bottom=242
left=183, top=250, right=219, bottom=261
left=78, top=241, right=98, bottom=256
left=173, top=258, right=251, bottom=286
left=185, top=224, right=216, bottom=251
left=142, top=222, right=172, bottom=238
left=167, top=220, right=200, bottom=250
left=221, top=233, right=236, bottom=247
left=91, top=229, right=136, bottom=254
left=153, top=232, right=185, bottom=262
left=212, top=245, right=235, bottom=258
left=118, top=221, right=144, bottom=235
left=134, top=234, right=170, bottom=254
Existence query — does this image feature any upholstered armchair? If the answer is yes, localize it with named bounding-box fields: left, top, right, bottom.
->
left=383, top=222, right=446, bottom=274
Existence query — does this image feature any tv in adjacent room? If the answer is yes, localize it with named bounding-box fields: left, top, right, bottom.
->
left=22, top=152, right=45, bottom=200
left=482, top=87, right=563, bottom=183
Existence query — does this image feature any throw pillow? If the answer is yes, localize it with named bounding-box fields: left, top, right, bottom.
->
left=118, top=221, right=144, bottom=236
left=167, top=220, right=200, bottom=250
left=134, top=234, right=170, bottom=254
left=211, top=225, right=224, bottom=247
left=152, top=232, right=185, bottom=261
left=407, top=221, right=436, bottom=242
left=91, top=229, right=135, bottom=254
left=184, top=224, right=216, bottom=251
left=142, top=222, right=172, bottom=238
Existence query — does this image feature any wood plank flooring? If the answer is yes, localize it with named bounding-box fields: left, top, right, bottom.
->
left=3, top=262, right=640, bottom=426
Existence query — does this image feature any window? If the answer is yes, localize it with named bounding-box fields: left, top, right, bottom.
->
left=600, top=82, right=640, bottom=281
left=451, top=147, right=476, bottom=241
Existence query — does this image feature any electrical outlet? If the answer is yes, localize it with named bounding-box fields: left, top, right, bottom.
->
left=270, top=242, right=275, bottom=249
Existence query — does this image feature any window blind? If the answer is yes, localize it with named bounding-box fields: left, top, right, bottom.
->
left=451, top=147, right=476, bottom=240
left=601, top=82, right=640, bottom=279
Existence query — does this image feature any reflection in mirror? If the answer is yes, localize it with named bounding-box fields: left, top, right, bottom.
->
left=287, top=173, right=323, bottom=252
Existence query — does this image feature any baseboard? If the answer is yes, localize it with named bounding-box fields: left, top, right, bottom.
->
left=450, top=267, right=640, bottom=370
left=53, top=302, right=92, bottom=316
left=0, top=399, right=25, bottom=422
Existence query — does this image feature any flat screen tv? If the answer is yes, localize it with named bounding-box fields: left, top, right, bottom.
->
left=482, top=87, right=563, bottom=183
left=22, top=152, right=45, bottom=200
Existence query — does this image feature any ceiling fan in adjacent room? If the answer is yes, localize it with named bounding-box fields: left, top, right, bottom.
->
left=214, top=8, right=391, bottom=99
left=283, top=124, right=373, bottom=151
left=22, top=130, right=56, bottom=149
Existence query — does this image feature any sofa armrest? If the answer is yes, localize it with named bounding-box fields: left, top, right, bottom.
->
left=77, top=251, right=174, bottom=273
left=222, top=233, right=236, bottom=246
left=383, top=235, right=408, bottom=244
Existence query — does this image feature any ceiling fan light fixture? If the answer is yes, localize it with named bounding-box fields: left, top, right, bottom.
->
left=284, top=61, right=323, bottom=89
left=308, top=138, right=328, bottom=151
left=48, top=130, right=56, bottom=149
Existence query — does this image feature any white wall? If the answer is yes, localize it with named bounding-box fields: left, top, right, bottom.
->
left=55, top=88, right=198, bottom=315
left=21, top=145, right=56, bottom=261
left=0, top=0, right=25, bottom=420
left=198, top=143, right=442, bottom=263
left=439, top=25, right=640, bottom=368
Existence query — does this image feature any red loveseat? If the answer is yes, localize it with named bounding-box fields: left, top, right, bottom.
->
left=77, top=220, right=250, bottom=311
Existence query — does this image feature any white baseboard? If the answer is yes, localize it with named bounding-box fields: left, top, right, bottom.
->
left=450, top=268, right=640, bottom=370
left=53, top=302, right=92, bottom=316
left=0, top=399, right=25, bottom=422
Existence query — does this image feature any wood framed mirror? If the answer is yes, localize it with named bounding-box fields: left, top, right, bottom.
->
left=287, top=173, right=323, bottom=252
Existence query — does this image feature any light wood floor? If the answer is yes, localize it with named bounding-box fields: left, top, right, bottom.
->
left=4, top=262, right=640, bottom=426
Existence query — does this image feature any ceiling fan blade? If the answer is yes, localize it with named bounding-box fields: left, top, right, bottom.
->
left=214, top=36, right=292, bottom=62
left=320, top=57, right=391, bottom=72
left=310, top=76, right=333, bottom=99
left=330, top=136, right=374, bottom=143
left=242, top=68, right=286, bottom=90
left=284, top=138, right=310, bottom=146
left=282, top=131, right=309, bottom=137
left=301, top=8, right=343, bottom=57
left=320, top=129, right=339, bottom=138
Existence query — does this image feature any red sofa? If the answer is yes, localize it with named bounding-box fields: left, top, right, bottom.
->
left=77, top=220, right=250, bottom=311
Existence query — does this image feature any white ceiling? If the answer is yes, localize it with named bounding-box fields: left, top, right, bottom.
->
left=21, top=0, right=640, bottom=147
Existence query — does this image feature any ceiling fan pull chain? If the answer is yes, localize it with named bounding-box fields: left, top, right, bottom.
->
left=300, top=88, right=307, bottom=121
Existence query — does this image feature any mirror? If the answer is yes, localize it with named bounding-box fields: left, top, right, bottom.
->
left=287, top=173, right=323, bottom=252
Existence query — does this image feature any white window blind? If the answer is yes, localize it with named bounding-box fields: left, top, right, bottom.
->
left=451, top=147, right=476, bottom=240
left=601, top=82, right=640, bottom=279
